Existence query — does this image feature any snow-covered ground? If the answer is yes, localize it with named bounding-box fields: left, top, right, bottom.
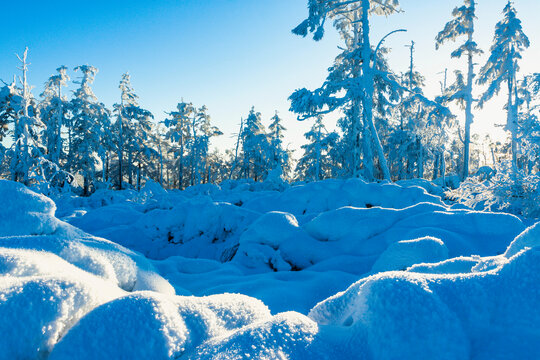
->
left=1, top=178, right=539, bottom=359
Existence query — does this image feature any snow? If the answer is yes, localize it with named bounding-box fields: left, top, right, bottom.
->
left=1, top=179, right=539, bottom=359
left=0, top=180, right=59, bottom=236
left=310, top=246, right=540, bottom=359
left=504, top=221, right=540, bottom=258
left=371, top=236, right=449, bottom=272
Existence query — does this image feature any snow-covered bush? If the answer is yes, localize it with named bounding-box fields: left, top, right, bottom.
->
left=447, top=162, right=540, bottom=218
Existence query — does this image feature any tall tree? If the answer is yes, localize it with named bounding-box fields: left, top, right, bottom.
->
left=240, top=107, right=269, bottom=181
left=477, top=1, right=529, bottom=172
left=291, top=0, right=403, bottom=181
left=436, top=0, right=482, bottom=180
left=69, top=65, right=110, bottom=195
left=40, top=66, right=70, bottom=166
left=9, top=48, right=44, bottom=185
left=164, top=101, right=194, bottom=189
left=113, top=73, right=153, bottom=189
left=268, top=111, right=289, bottom=174
left=516, top=73, right=540, bottom=173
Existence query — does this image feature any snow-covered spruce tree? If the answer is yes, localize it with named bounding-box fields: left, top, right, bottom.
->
left=436, top=0, right=482, bottom=180
left=268, top=111, right=290, bottom=177
left=0, top=85, right=15, bottom=169
left=9, top=48, right=45, bottom=185
left=164, top=101, right=194, bottom=189
left=69, top=65, right=110, bottom=195
left=296, top=116, right=338, bottom=181
left=39, top=66, right=70, bottom=166
left=291, top=0, right=403, bottom=181
left=197, top=106, right=222, bottom=184
left=187, top=105, right=222, bottom=186
left=517, top=73, right=540, bottom=173
left=113, top=73, right=153, bottom=189
left=477, top=1, right=529, bottom=173
left=240, top=107, right=270, bottom=181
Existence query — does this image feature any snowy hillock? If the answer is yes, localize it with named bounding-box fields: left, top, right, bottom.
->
left=1, top=179, right=539, bottom=359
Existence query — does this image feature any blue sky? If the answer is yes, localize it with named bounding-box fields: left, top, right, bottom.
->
left=1, top=0, right=539, bottom=154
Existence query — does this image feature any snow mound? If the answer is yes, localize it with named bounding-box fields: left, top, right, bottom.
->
left=50, top=292, right=280, bottom=360
left=504, top=221, right=540, bottom=258
left=0, top=179, right=59, bottom=236
left=371, top=236, right=448, bottom=272
left=189, top=312, right=332, bottom=360
left=309, top=245, right=540, bottom=359
left=304, top=202, right=524, bottom=257
left=234, top=211, right=317, bottom=271
left=242, top=178, right=444, bottom=217
left=0, top=181, right=174, bottom=295
left=0, top=273, right=122, bottom=359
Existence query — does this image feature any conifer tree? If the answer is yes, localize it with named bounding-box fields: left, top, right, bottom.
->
left=69, top=65, right=110, bottom=195
left=240, top=107, right=269, bottom=181
left=436, top=0, right=482, bottom=180
left=40, top=66, right=70, bottom=166
left=113, top=73, right=153, bottom=189
left=477, top=1, right=529, bottom=172
left=164, top=101, right=194, bottom=189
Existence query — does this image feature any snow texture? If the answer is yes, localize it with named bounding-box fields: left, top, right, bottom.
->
left=1, top=179, right=539, bottom=359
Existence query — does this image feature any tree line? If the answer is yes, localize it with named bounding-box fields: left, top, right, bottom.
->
left=0, top=0, right=538, bottom=195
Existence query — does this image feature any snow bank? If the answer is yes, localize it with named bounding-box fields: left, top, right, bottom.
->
left=309, top=244, right=540, bottom=359
left=0, top=180, right=59, bottom=236
left=242, top=178, right=444, bottom=217
left=504, top=221, right=540, bottom=258
left=0, top=254, right=122, bottom=359
left=371, top=236, right=448, bottom=272
left=1, top=180, right=540, bottom=358
left=49, top=291, right=330, bottom=360
left=304, top=202, right=524, bottom=257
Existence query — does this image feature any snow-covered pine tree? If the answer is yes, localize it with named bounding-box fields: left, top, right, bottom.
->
left=477, top=1, right=529, bottom=173
left=268, top=111, right=290, bottom=176
left=164, top=101, right=194, bottom=189
left=9, top=48, right=45, bottom=185
left=113, top=73, right=153, bottom=189
left=39, top=66, right=70, bottom=166
left=0, top=85, right=15, bottom=166
left=517, top=73, right=540, bottom=173
left=291, top=0, right=403, bottom=181
left=436, top=0, right=482, bottom=180
left=195, top=106, right=222, bottom=184
left=187, top=105, right=221, bottom=185
left=240, top=107, right=270, bottom=181
left=296, top=116, right=338, bottom=181
left=69, top=65, right=110, bottom=195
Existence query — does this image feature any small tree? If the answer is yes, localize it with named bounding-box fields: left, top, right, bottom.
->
left=296, top=116, right=338, bottom=181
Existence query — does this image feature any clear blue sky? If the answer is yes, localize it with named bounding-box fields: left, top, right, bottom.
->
left=1, top=0, right=539, bottom=154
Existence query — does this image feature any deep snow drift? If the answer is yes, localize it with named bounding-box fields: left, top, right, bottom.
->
left=0, top=178, right=539, bottom=359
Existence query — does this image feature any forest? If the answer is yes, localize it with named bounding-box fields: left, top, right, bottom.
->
left=1, top=1, right=540, bottom=358
left=0, top=0, right=538, bottom=217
